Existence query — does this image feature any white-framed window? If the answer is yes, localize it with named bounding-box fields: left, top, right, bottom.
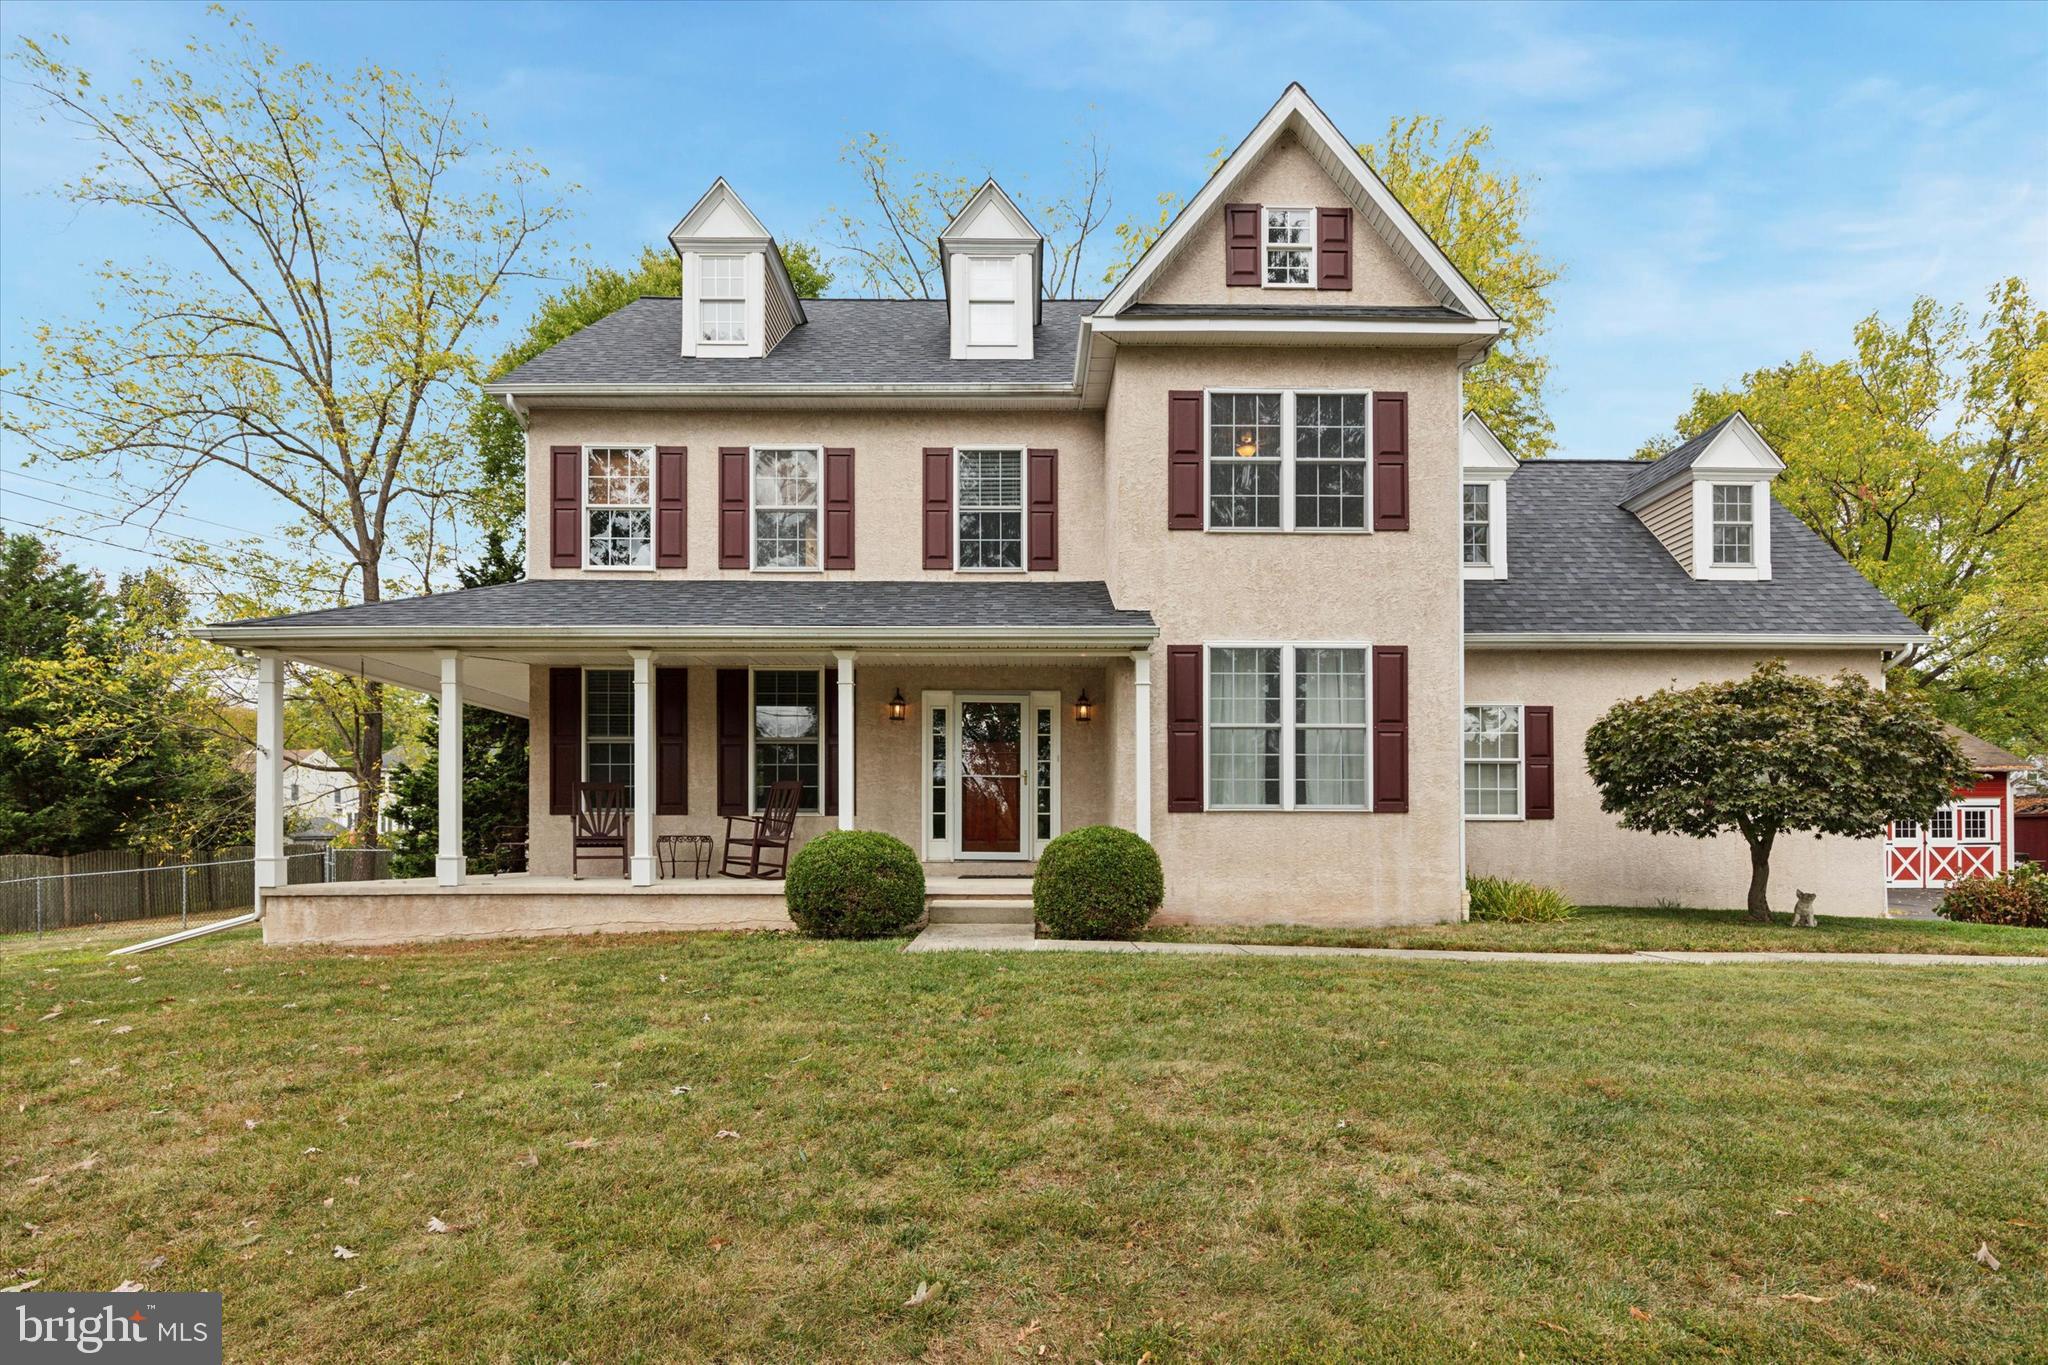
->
left=1892, top=818, right=1920, bottom=840
left=1710, top=484, right=1754, bottom=567
left=749, top=668, right=823, bottom=813
left=966, top=255, right=1016, bottom=346
left=1206, top=389, right=1371, bottom=532
left=1463, top=704, right=1522, bottom=819
left=751, top=446, right=822, bottom=570
left=928, top=701, right=949, bottom=843
left=1263, top=207, right=1313, bottom=286
left=584, top=668, right=634, bottom=788
left=699, top=254, right=746, bottom=344
left=956, top=447, right=1025, bottom=570
left=1960, top=806, right=1993, bottom=842
left=584, top=445, right=653, bottom=569
left=1462, top=483, right=1492, bottom=566
left=1930, top=807, right=1955, bottom=840
left=1204, top=643, right=1370, bottom=811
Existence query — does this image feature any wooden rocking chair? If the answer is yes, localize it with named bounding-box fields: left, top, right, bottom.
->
left=721, top=779, right=802, bottom=879
left=572, top=782, right=630, bottom=878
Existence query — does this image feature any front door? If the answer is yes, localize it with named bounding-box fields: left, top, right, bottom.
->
left=958, top=699, right=1025, bottom=857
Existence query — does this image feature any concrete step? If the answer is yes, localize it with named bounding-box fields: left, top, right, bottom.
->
left=926, top=898, right=1035, bottom=925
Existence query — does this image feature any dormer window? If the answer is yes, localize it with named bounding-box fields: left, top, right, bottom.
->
left=1710, top=484, right=1754, bottom=567
left=966, top=257, right=1017, bottom=346
left=1264, top=207, right=1313, bottom=286
left=1462, top=484, right=1492, bottom=567
left=698, top=255, right=747, bottom=344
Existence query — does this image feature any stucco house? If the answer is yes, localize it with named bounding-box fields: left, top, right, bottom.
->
left=197, top=85, right=1925, bottom=945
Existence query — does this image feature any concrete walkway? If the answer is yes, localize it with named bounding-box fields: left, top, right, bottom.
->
left=905, top=921, right=2048, bottom=967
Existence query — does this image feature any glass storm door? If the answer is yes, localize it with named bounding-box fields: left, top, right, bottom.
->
left=958, top=699, right=1025, bottom=857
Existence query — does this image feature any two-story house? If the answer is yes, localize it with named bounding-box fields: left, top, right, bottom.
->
left=202, top=85, right=1922, bottom=944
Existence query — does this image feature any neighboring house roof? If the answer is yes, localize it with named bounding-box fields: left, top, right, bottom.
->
left=2015, top=793, right=2048, bottom=816
left=1942, top=724, right=2030, bottom=772
left=1464, top=462, right=1922, bottom=642
left=492, top=297, right=1097, bottom=391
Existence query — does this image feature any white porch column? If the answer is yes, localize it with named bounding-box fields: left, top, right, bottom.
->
left=630, top=650, right=657, bottom=885
left=835, top=651, right=856, bottom=830
left=253, top=650, right=286, bottom=889
left=436, top=651, right=465, bottom=886
left=1131, top=649, right=1152, bottom=842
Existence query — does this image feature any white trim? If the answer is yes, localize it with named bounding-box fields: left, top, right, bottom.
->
left=1464, top=632, right=1925, bottom=650
left=951, top=692, right=1039, bottom=860
left=1461, top=701, right=1524, bottom=822
left=835, top=652, right=856, bottom=831
left=1084, top=315, right=1501, bottom=343
left=253, top=651, right=285, bottom=889
left=1459, top=478, right=1509, bottom=581
left=745, top=666, right=828, bottom=816
left=1692, top=478, right=1773, bottom=582
left=921, top=689, right=955, bottom=861
left=748, top=444, right=826, bottom=572
left=437, top=650, right=466, bottom=885
left=1200, top=641, right=1372, bottom=813
left=629, top=650, right=656, bottom=885
left=1202, top=387, right=1374, bottom=534
left=580, top=443, right=656, bottom=572
left=1131, top=650, right=1152, bottom=842
left=668, top=177, right=806, bottom=341
left=1262, top=205, right=1316, bottom=288
left=198, top=623, right=1163, bottom=651
left=580, top=666, right=636, bottom=791
left=1030, top=689, right=1063, bottom=848
left=952, top=446, right=1031, bottom=572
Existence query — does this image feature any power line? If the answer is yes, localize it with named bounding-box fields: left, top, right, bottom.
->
left=1, top=467, right=267, bottom=536
left=0, top=513, right=303, bottom=595
left=1, top=486, right=293, bottom=563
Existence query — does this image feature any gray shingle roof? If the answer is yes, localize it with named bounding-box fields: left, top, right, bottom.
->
left=209, top=579, right=1154, bottom=634
left=1465, top=461, right=1921, bottom=639
left=1118, top=303, right=1473, bottom=322
left=1619, top=414, right=1738, bottom=503
left=492, top=297, right=1098, bottom=389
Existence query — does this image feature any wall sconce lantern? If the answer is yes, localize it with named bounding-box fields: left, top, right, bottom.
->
left=1074, top=689, right=1094, bottom=724
left=888, top=688, right=908, bottom=723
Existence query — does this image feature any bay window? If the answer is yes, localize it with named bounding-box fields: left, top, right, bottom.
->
left=1463, top=705, right=1521, bottom=818
left=751, top=669, right=822, bottom=812
left=1206, top=644, right=1369, bottom=810
left=956, top=448, right=1025, bottom=570
left=1263, top=207, right=1313, bottom=286
left=1207, top=390, right=1371, bottom=531
left=752, top=446, right=822, bottom=570
left=585, top=446, right=652, bottom=568
left=584, top=669, right=634, bottom=787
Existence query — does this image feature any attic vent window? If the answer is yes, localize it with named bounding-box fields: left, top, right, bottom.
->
left=699, top=255, right=746, bottom=344
left=1264, top=207, right=1313, bottom=286
left=966, top=256, right=1016, bottom=346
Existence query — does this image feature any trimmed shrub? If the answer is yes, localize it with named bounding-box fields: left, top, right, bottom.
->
left=1034, top=825, right=1164, bottom=940
left=1467, top=875, right=1575, bottom=924
left=785, top=830, right=926, bottom=939
left=1938, top=863, right=2047, bottom=928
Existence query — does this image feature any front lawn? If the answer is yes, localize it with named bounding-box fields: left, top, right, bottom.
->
left=4, top=929, right=2045, bottom=1362
left=1142, top=903, right=2048, bottom=956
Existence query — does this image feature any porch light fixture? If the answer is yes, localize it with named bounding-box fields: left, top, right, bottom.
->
left=888, top=688, right=908, bottom=723
left=1074, top=690, right=1094, bottom=724
left=1234, top=429, right=1259, bottom=459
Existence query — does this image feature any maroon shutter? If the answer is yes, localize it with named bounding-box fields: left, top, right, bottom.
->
left=1166, top=645, right=1203, bottom=812
left=1224, top=202, right=1262, bottom=286
left=1027, top=447, right=1059, bottom=571
left=549, top=446, right=580, bottom=569
left=548, top=666, right=580, bottom=815
left=1372, top=392, right=1409, bottom=532
left=822, top=667, right=839, bottom=816
left=716, top=669, right=748, bottom=815
left=655, top=445, right=687, bottom=568
left=923, top=447, right=953, bottom=569
left=1168, top=391, right=1203, bottom=530
left=655, top=667, right=688, bottom=815
left=718, top=447, right=749, bottom=568
left=1317, top=208, right=1352, bottom=290
left=823, top=447, right=855, bottom=569
left=1525, top=705, right=1555, bottom=821
left=1371, top=646, right=1408, bottom=813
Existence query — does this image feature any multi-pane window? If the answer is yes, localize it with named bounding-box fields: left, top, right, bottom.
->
left=699, top=254, right=746, bottom=344
left=585, top=446, right=652, bottom=568
left=1463, top=705, right=1522, bottom=818
left=752, top=670, right=821, bottom=812
left=1207, top=390, right=1372, bottom=531
left=957, top=449, right=1024, bottom=569
left=967, top=256, right=1016, bottom=345
left=1294, top=648, right=1368, bottom=808
left=1960, top=807, right=1991, bottom=841
left=1209, top=647, right=1281, bottom=807
left=752, top=447, right=821, bottom=569
left=1462, top=484, right=1492, bottom=566
left=1034, top=705, right=1055, bottom=842
left=1711, top=484, right=1754, bottom=566
left=585, top=669, right=634, bottom=788
left=1930, top=807, right=1955, bottom=840
left=1264, top=207, right=1313, bottom=286
left=1293, top=394, right=1369, bottom=529
left=929, top=704, right=949, bottom=841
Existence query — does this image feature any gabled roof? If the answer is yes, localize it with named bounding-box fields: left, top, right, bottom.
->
left=1942, top=724, right=2030, bottom=773
left=1461, top=411, right=1518, bottom=472
left=1097, top=83, right=1498, bottom=322
left=938, top=178, right=1044, bottom=326
left=667, top=177, right=807, bottom=329
left=1620, top=412, right=1782, bottom=505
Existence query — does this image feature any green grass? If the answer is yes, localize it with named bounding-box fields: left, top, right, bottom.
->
left=5, top=928, right=2045, bottom=1362
left=1141, top=903, right=2048, bottom=956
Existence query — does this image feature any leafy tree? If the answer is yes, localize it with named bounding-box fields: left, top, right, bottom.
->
left=4, top=13, right=570, bottom=842
left=1584, top=661, right=1971, bottom=922
left=384, top=532, right=530, bottom=877
left=0, top=533, right=247, bottom=854
left=1639, top=280, right=2047, bottom=751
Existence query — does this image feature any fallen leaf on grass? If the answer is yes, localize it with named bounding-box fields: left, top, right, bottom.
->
left=1771, top=1209, right=1794, bottom=1217
left=110, top=1281, right=145, bottom=1293
left=37, top=1007, right=61, bottom=1023
left=669, top=1085, right=692, bottom=1095
left=514, top=1152, right=538, bottom=1168
left=111, top=1025, right=132, bottom=1035
left=1973, top=1242, right=2001, bottom=1271
left=425, top=1217, right=466, bottom=1235
left=1848, top=1281, right=1877, bottom=1295
left=2009, top=1218, right=2040, bottom=1229
left=1016, top=1320, right=1042, bottom=1342
left=302, top=1147, right=321, bottom=1156
left=1536, top=1320, right=1570, bottom=1335
left=0, top=1280, right=42, bottom=1293
left=332, top=1246, right=357, bottom=1261
left=243, top=1120, right=259, bottom=1131
left=142, top=1256, right=165, bottom=1272
left=343, top=1283, right=368, bottom=1299
left=1779, top=1292, right=1834, bottom=1303
left=715, top=1130, right=740, bottom=1140
left=566, top=1138, right=600, bottom=1151
left=1627, top=1306, right=1652, bottom=1322
left=708, top=1237, right=729, bottom=1251
left=322, top=1198, right=334, bottom=1208
left=73, top=1154, right=99, bottom=1172
left=903, top=1280, right=935, bottom=1307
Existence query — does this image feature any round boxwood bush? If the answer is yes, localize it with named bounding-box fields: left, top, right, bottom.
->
left=786, top=830, right=926, bottom=939
left=1033, top=825, right=1164, bottom=940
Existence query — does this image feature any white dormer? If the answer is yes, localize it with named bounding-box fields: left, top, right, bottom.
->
left=940, top=180, right=1042, bottom=361
left=1460, top=412, right=1516, bottom=581
left=670, top=178, right=806, bottom=359
left=1621, top=412, right=1784, bottom=582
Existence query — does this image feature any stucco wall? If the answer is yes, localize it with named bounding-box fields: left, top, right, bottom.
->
left=1137, top=131, right=1439, bottom=310
left=1462, top=648, right=1892, bottom=916
left=1105, top=346, right=1467, bottom=925
left=524, top=408, right=1107, bottom=582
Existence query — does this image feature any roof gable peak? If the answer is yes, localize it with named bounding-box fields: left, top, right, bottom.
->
left=941, top=179, right=1042, bottom=243
left=669, top=177, right=771, bottom=244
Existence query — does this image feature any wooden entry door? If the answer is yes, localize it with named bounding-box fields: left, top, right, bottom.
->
left=959, top=699, right=1025, bottom=856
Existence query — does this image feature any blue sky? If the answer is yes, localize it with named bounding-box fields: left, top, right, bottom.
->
left=2, top=0, right=2043, bottom=584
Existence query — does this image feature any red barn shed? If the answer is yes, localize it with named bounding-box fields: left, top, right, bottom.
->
left=1885, top=726, right=2029, bottom=888
left=2016, top=793, right=2048, bottom=867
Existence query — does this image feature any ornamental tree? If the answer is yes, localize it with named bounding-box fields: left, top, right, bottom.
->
left=1584, top=661, right=1971, bottom=922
